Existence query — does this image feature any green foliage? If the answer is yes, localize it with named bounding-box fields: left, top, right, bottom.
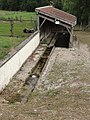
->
left=0, top=36, right=25, bottom=59
left=74, top=0, right=90, bottom=25
left=0, top=0, right=49, bottom=11
left=62, top=0, right=90, bottom=25
left=61, top=0, right=74, bottom=13
left=48, top=0, right=63, bottom=9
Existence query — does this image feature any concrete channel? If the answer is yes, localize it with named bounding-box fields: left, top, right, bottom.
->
left=20, top=35, right=56, bottom=103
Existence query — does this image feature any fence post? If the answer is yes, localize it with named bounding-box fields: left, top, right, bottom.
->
left=10, top=19, right=14, bottom=37
left=15, top=16, right=18, bottom=21
left=20, top=16, right=22, bottom=22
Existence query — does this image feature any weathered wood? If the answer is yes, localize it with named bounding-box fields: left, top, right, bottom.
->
left=65, top=27, right=73, bottom=47
left=39, top=14, right=54, bottom=23
left=10, top=20, right=14, bottom=37
left=58, top=21, right=71, bottom=29
left=37, top=15, right=40, bottom=31
left=40, top=18, right=46, bottom=28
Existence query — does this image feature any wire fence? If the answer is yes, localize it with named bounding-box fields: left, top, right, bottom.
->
left=0, top=16, right=37, bottom=60
left=0, top=16, right=37, bottom=37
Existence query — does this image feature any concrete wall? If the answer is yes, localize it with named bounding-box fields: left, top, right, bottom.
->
left=0, top=31, right=40, bottom=91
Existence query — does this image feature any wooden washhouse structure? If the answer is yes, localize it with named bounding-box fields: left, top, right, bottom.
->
left=35, top=6, right=77, bottom=47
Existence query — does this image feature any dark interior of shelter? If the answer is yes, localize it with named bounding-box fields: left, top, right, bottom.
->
left=55, top=32, right=70, bottom=48
left=40, top=18, right=70, bottom=48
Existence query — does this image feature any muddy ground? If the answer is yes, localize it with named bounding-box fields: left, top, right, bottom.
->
left=0, top=31, right=90, bottom=120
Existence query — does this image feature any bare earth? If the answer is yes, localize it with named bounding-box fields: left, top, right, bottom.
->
left=0, top=32, right=90, bottom=120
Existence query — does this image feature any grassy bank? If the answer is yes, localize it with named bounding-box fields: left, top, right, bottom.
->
left=0, top=21, right=36, bottom=36
left=0, top=10, right=36, bottom=20
left=0, top=10, right=36, bottom=60
left=0, top=36, right=25, bottom=59
left=74, top=31, right=90, bottom=47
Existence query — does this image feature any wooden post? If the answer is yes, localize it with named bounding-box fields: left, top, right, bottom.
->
left=20, top=16, right=22, bottom=22
left=66, top=27, right=73, bottom=48
left=69, top=27, right=73, bottom=48
left=10, top=20, right=14, bottom=37
left=30, top=16, right=32, bottom=23
left=15, top=16, right=18, bottom=21
left=37, top=15, right=40, bottom=32
left=34, top=20, right=37, bottom=31
left=80, top=22, right=83, bottom=31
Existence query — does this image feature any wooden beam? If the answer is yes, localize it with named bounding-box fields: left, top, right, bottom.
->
left=40, top=18, right=46, bottom=28
left=39, top=14, right=54, bottom=23
left=65, top=27, right=74, bottom=47
left=66, top=27, right=71, bottom=34
left=37, top=15, right=40, bottom=31
left=69, top=27, right=73, bottom=47
left=39, top=14, right=71, bottom=29
left=58, top=21, right=71, bottom=29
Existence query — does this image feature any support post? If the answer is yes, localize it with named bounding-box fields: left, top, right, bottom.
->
left=66, top=27, right=73, bottom=48
left=40, top=18, right=46, bottom=28
left=69, top=27, right=73, bottom=48
left=10, top=19, right=14, bottom=37
left=37, top=15, right=40, bottom=32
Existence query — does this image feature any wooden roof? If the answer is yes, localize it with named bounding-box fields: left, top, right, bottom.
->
left=36, top=6, right=77, bottom=27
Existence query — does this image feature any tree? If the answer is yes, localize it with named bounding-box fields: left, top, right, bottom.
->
left=61, top=0, right=74, bottom=13
left=0, top=0, right=8, bottom=10
left=74, top=0, right=90, bottom=25
left=62, top=0, right=90, bottom=25
left=26, top=0, right=38, bottom=12
left=48, top=0, right=63, bottom=9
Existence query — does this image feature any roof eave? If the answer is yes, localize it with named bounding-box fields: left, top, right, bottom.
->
left=36, top=9, right=77, bottom=27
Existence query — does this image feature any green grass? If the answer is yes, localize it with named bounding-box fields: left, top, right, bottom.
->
left=0, top=36, right=25, bottom=59
left=74, top=31, right=90, bottom=47
left=0, top=21, right=36, bottom=36
left=0, top=10, right=36, bottom=60
left=0, top=10, right=36, bottom=20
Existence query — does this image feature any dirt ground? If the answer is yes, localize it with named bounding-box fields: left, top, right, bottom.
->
left=0, top=31, right=90, bottom=120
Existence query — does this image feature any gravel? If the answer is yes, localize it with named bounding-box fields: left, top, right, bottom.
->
left=0, top=43, right=90, bottom=120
